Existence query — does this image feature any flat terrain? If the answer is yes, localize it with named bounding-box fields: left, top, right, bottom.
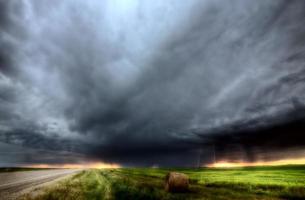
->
left=0, top=169, right=80, bottom=200
left=17, top=165, right=305, bottom=200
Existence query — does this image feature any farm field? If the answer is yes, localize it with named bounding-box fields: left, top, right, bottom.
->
left=18, top=165, right=305, bottom=200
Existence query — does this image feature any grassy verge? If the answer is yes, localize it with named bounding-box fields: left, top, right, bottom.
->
left=19, top=165, right=305, bottom=200
left=20, top=170, right=111, bottom=200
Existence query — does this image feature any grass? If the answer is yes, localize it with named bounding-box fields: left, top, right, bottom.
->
left=19, top=165, right=305, bottom=200
left=20, top=170, right=111, bottom=200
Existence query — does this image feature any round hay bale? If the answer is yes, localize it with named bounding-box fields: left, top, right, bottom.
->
left=165, top=172, right=189, bottom=193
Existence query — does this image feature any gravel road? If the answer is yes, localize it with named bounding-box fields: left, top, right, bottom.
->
left=0, top=169, right=80, bottom=200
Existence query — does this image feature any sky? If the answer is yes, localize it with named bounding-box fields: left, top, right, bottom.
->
left=1, top=0, right=305, bottom=167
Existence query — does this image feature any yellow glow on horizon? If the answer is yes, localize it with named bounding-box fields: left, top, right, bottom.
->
left=25, top=162, right=121, bottom=169
left=207, top=158, right=305, bottom=168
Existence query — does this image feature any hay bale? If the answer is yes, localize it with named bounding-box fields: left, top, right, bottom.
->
left=165, top=172, right=189, bottom=193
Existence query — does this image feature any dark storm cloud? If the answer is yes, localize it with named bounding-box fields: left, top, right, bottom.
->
left=1, top=0, right=305, bottom=166
left=200, top=116, right=305, bottom=163
left=0, top=141, right=100, bottom=167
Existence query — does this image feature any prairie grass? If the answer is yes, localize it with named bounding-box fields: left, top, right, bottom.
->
left=20, top=165, right=305, bottom=200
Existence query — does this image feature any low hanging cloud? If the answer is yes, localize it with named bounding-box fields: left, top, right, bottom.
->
left=1, top=0, right=305, bottom=167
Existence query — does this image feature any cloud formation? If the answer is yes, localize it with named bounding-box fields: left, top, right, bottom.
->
left=1, top=0, right=305, bottom=166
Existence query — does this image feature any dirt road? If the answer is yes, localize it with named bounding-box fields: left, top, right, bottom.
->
left=0, top=169, right=80, bottom=200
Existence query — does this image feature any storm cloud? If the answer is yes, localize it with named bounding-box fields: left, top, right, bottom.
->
left=1, top=0, right=305, bottom=167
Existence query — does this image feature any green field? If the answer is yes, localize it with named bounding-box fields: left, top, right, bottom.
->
left=20, top=165, right=305, bottom=200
